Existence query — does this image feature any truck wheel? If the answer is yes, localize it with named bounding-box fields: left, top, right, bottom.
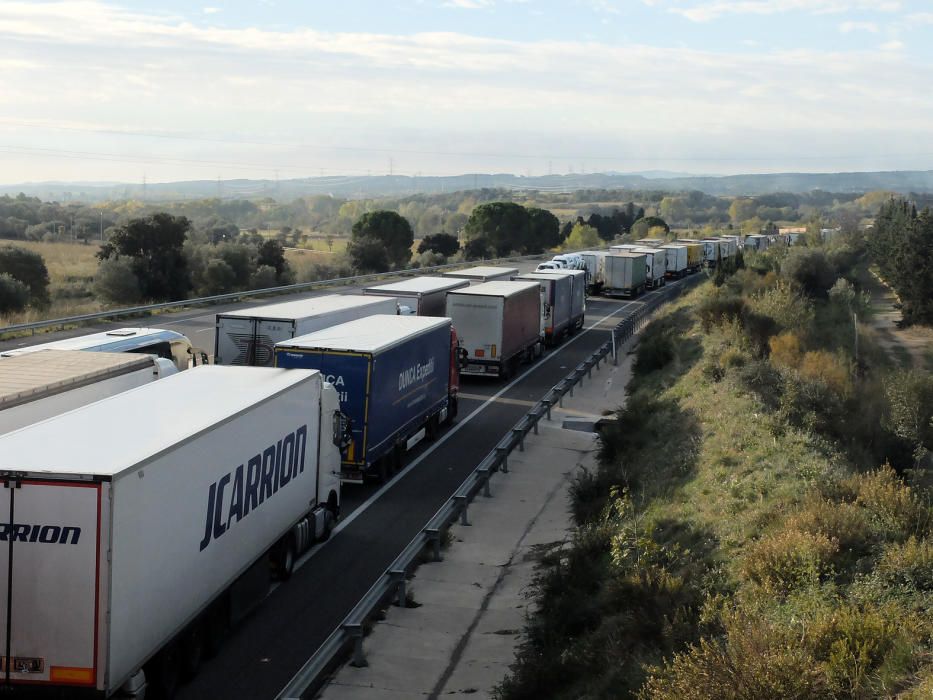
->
left=203, top=600, right=228, bottom=658
left=181, top=622, right=205, bottom=679
left=320, top=508, right=335, bottom=542
left=148, top=642, right=181, bottom=699
left=443, top=396, right=458, bottom=425
left=273, top=536, right=296, bottom=581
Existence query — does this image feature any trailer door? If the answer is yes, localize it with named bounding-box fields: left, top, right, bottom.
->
left=215, top=316, right=259, bottom=365
left=0, top=479, right=102, bottom=690
left=255, top=318, right=299, bottom=367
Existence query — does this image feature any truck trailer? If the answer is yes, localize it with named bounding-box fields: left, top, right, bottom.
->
left=632, top=247, right=667, bottom=289
left=659, top=245, right=688, bottom=278
left=0, top=350, right=176, bottom=435
left=0, top=327, right=207, bottom=372
left=673, top=241, right=703, bottom=272
left=513, top=272, right=573, bottom=346
left=275, top=315, right=458, bottom=483
left=604, top=253, right=647, bottom=298
left=362, top=276, right=469, bottom=316
left=535, top=268, right=586, bottom=332
left=441, top=266, right=518, bottom=284
left=214, top=295, right=398, bottom=366
left=445, top=281, right=541, bottom=379
left=577, top=251, right=607, bottom=294
left=0, top=365, right=342, bottom=698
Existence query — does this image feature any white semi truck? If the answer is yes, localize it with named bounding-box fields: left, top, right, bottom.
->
left=0, top=350, right=176, bottom=435
left=441, top=266, right=519, bottom=284
left=214, top=295, right=398, bottom=366
left=362, top=276, right=469, bottom=316
left=0, top=365, right=343, bottom=698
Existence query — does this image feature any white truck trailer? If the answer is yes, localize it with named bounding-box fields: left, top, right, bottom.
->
left=604, top=253, right=647, bottom=298
left=362, top=276, right=469, bottom=316
left=535, top=268, right=586, bottom=332
left=0, top=366, right=342, bottom=698
left=577, top=251, right=607, bottom=294
left=0, top=350, right=176, bottom=435
left=659, top=245, right=688, bottom=278
left=442, top=266, right=519, bottom=284
left=633, top=247, right=667, bottom=289
left=214, top=294, right=398, bottom=366
left=445, top=281, right=541, bottom=379
left=513, top=272, right=573, bottom=346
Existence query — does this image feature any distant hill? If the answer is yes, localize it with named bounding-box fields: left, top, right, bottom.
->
left=2, top=170, right=933, bottom=202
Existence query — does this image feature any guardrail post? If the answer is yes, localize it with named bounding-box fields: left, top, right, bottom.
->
left=425, top=527, right=443, bottom=562
left=544, top=398, right=553, bottom=420
left=388, top=569, right=407, bottom=606
left=478, top=467, right=492, bottom=497
left=454, top=494, right=470, bottom=526
left=532, top=412, right=540, bottom=435
left=345, top=623, right=367, bottom=667
left=511, top=428, right=525, bottom=452
left=496, top=446, right=509, bottom=473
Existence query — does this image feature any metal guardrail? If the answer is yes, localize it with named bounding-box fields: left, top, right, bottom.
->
left=0, top=252, right=556, bottom=337
left=275, top=273, right=703, bottom=700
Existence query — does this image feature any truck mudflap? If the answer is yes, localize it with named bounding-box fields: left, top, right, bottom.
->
left=0, top=478, right=103, bottom=690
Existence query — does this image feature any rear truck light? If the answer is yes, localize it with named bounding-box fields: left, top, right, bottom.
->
left=50, top=666, right=94, bottom=684
left=1, top=657, right=44, bottom=674
left=491, top=344, right=497, bottom=358
left=474, top=349, right=485, bottom=358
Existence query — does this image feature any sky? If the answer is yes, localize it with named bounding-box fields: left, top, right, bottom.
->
left=1, top=0, right=932, bottom=184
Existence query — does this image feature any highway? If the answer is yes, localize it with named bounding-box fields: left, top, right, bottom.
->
left=0, top=268, right=686, bottom=698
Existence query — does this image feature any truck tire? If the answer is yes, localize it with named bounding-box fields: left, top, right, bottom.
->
left=203, top=599, right=228, bottom=658
left=180, top=621, right=205, bottom=679
left=148, top=642, right=181, bottom=699
left=273, top=535, right=296, bottom=581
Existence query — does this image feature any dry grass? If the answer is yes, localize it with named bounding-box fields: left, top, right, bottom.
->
left=1, top=240, right=100, bottom=281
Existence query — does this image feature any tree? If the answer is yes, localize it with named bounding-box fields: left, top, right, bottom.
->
left=563, top=223, right=600, bottom=250
left=347, top=235, right=391, bottom=273
left=93, top=258, right=141, bottom=304
left=418, top=233, right=460, bottom=257
left=201, top=258, right=237, bottom=295
left=0, top=246, right=50, bottom=308
left=729, top=198, right=758, bottom=224
left=349, top=210, right=414, bottom=271
left=250, top=265, right=280, bottom=290
left=781, top=248, right=836, bottom=298
left=0, top=273, right=29, bottom=314
left=527, top=208, right=561, bottom=250
left=98, top=213, right=191, bottom=301
left=463, top=237, right=492, bottom=260
left=257, top=239, right=289, bottom=278
left=464, top=202, right=530, bottom=256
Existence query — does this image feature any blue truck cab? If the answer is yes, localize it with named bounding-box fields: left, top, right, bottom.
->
left=275, top=315, right=458, bottom=483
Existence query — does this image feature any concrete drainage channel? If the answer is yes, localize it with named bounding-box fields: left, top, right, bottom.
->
left=275, top=274, right=703, bottom=700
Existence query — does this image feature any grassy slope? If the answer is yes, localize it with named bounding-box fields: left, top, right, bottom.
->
left=498, top=276, right=933, bottom=700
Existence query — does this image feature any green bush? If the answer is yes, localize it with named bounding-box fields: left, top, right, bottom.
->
left=841, top=466, right=931, bottom=542
left=93, top=257, right=141, bottom=304
left=740, top=529, right=838, bottom=594
left=642, top=616, right=827, bottom=700
left=875, top=537, right=933, bottom=591
left=781, top=248, right=837, bottom=298
left=697, top=290, right=746, bottom=332
left=0, top=272, right=29, bottom=313
left=634, top=331, right=675, bottom=376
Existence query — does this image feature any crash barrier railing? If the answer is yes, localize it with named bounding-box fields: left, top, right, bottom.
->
left=275, top=273, right=704, bottom=700
left=0, top=251, right=574, bottom=337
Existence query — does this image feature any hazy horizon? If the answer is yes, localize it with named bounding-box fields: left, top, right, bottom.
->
left=2, top=1, right=932, bottom=185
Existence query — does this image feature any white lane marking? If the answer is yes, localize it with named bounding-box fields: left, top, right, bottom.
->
left=291, top=299, right=638, bottom=571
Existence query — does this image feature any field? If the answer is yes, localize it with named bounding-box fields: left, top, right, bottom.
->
left=0, top=240, right=104, bottom=326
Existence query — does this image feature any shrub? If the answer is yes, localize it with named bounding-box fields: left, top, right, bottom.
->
left=750, top=282, right=814, bottom=332
left=697, top=290, right=746, bottom=332
left=634, top=331, right=675, bottom=376
left=0, top=245, right=50, bottom=308
left=200, top=258, right=237, bottom=295
left=742, top=311, right=779, bottom=357
left=740, top=529, right=838, bottom=594
left=769, top=332, right=802, bottom=369
left=841, top=466, right=931, bottom=542
left=875, top=537, right=933, bottom=591
left=0, top=272, right=29, bottom=313
left=786, top=499, right=872, bottom=561
left=93, top=257, right=142, bottom=304
left=249, top=264, right=279, bottom=290
left=782, top=248, right=837, bottom=298
left=799, top=350, right=852, bottom=395
left=642, top=616, right=827, bottom=699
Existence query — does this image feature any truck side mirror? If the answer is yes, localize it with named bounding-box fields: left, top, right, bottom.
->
left=333, top=412, right=353, bottom=450
left=457, top=347, right=469, bottom=369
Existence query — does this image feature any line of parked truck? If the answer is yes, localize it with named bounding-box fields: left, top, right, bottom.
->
left=0, top=261, right=603, bottom=699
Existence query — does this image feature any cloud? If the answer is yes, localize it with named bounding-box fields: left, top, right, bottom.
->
left=839, top=20, right=877, bottom=33
left=442, top=0, right=494, bottom=8
left=879, top=39, right=904, bottom=50
left=0, top=0, right=930, bottom=181
left=202, top=7, right=221, bottom=14
left=666, top=1, right=901, bottom=23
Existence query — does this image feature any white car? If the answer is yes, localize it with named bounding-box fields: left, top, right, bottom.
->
left=553, top=254, right=583, bottom=270
left=536, top=262, right=561, bottom=272
left=549, top=257, right=570, bottom=269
